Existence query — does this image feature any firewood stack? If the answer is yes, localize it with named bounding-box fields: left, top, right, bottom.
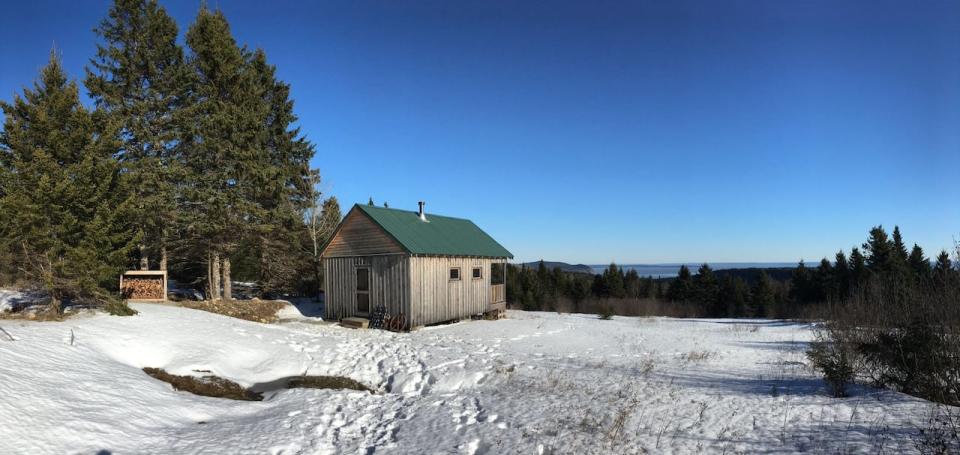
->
left=121, top=278, right=164, bottom=300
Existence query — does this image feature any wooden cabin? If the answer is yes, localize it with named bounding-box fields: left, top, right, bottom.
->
left=321, top=202, right=512, bottom=328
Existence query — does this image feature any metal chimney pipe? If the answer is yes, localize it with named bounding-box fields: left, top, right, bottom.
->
left=418, top=201, right=427, bottom=221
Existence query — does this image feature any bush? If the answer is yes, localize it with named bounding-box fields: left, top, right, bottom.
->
left=807, top=333, right=856, bottom=397
left=598, top=304, right=614, bottom=320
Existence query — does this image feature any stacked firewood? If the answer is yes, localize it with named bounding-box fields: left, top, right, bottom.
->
left=122, top=278, right=164, bottom=299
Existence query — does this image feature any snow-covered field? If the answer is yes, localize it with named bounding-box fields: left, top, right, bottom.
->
left=0, top=302, right=945, bottom=454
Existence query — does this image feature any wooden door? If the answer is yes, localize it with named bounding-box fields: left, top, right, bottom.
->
left=356, top=267, right=370, bottom=314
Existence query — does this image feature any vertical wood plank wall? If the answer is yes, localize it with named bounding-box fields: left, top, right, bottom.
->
left=323, top=255, right=408, bottom=321
left=408, top=257, right=497, bottom=327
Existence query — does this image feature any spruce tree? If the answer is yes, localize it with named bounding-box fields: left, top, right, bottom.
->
left=790, top=260, right=812, bottom=304
left=0, top=52, right=136, bottom=310
left=863, top=226, right=893, bottom=273
left=183, top=6, right=264, bottom=299
left=667, top=265, right=693, bottom=302
left=693, top=263, right=720, bottom=315
left=244, top=48, right=317, bottom=295
left=750, top=271, right=774, bottom=317
left=908, top=244, right=931, bottom=283
left=933, top=250, right=954, bottom=288
left=833, top=250, right=851, bottom=298
left=849, top=247, right=868, bottom=290
left=86, top=0, right=189, bottom=271
left=815, top=258, right=834, bottom=302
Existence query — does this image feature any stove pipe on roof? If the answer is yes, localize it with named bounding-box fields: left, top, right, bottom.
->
left=418, top=201, right=427, bottom=222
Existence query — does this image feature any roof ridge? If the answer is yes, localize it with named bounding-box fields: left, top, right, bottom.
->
left=355, top=203, right=472, bottom=221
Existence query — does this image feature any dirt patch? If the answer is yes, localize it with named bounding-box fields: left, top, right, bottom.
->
left=250, top=375, right=374, bottom=395
left=143, top=368, right=263, bottom=401
left=181, top=299, right=287, bottom=323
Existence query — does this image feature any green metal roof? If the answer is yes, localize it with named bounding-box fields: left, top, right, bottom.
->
left=354, top=204, right=513, bottom=258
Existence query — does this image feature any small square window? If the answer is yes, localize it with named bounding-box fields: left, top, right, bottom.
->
left=472, top=267, right=482, bottom=279
left=449, top=268, right=461, bottom=280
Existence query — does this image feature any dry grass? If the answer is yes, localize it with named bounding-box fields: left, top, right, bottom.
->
left=143, top=367, right=262, bottom=401
left=680, top=351, right=714, bottom=362
left=287, top=376, right=373, bottom=393
left=182, top=299, right=287, bottom=323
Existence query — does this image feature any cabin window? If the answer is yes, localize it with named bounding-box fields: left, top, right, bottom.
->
left=449, top=268, right=461, bottom=281
left=356, top=267, right=370, bottom=313
left=491, top=263, right=505, bottom=285
left=472, top=267, right=483, bottom=279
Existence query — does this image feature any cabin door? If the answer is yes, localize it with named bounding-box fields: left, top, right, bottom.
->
left=356, top=267, right=370, bottom=315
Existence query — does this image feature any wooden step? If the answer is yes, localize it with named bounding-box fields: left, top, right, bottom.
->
left=340, top=317, right=369, bottom=329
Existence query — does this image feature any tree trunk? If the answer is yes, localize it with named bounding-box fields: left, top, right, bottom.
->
left=208, top=251, right=221, bottom=301
left=139, top=243, right=149, bottom=270
left=159, top=233, right=168, bottom=271
left=222, top=257, right=232, bottom=300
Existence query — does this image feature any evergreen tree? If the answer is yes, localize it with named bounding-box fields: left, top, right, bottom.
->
left=833, top=250, right=851, bottom=298
left=908, top=244, right=931, bottom=282
left=601, top=263, right=626, bottom=298
left=815, top=258, right=834, bottom=302
left=624, top=268, right=641, bottom=298
left=933, top=250, right=954, bottom=288
left=849, top=247, right=868, bottom=290
left=863, top=225, right=893, bottom=273
left=182, top=6, right=266, bottom=299
left=719, top=275, right=749, bottom=317
left=86, top=0, right=189, bottom=271
left=0, top=52, right=136, bottom=310
left=667, top=265, right=693, bottom=302
left=790, top=260, right=812, bottom=304
left=693, top=263, right=721, bottom=315
left=244, top=48, right=317, bottom=295
left=750, top=271, right=774, bottom=317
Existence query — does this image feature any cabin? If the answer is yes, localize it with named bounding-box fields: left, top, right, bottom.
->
left=321, top=202, right=512, bottom=328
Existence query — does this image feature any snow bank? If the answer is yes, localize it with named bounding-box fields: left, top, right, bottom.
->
left=0, top=301, right=949, bottom=454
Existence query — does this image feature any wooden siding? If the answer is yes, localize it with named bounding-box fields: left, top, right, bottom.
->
left=490, top=284, right=505, bottom=304
left=408, top=257, right=499, bottom=327
left=322, top=210, right=405, bottom=258
left=323, top=255, right=409, bottom=321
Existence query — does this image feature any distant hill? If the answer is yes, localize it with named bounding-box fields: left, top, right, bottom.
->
left=520, top=261, right=595, bottom=275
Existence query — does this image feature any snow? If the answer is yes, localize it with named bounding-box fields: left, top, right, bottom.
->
left=0, top=301, right=948, bottom=454
left=0, top=289, right=44, bottom=313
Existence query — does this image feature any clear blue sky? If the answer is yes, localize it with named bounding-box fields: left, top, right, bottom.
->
left=2, top=0, right=958, bottom=264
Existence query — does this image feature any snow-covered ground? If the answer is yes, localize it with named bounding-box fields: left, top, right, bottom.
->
left=0, top=302, right=946, bottom=454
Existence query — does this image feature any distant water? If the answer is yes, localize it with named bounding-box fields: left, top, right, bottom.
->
left=590, top=263, right=798, bottom=278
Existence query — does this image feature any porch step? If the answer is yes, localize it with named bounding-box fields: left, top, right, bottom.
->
left=340, top=317, right=369, bottom=329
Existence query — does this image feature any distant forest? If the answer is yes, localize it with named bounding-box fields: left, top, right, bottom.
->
left=506, top=225, right=957, bottom=319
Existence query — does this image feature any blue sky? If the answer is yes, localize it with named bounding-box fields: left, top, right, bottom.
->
left=2, top=0, right=958, bottom=264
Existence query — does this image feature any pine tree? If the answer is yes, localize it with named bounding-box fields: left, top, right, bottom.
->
left=790, top=260, right=812, bottom=304
left=833, top=250, right=851, bottom=298
left=0, top=52, right=136, bottom=310
left=601, top=263, right=625, bottom=298
left=815, top=258, right=834, bottom=302
left=693, top=263, right=720, bottom=315
left=667, top=265, right=693, bottom=302
left=750, top=271, right=774, bottom=317
left=183, top=6, right=266, bottom=299
left=86, top=0, right=189, bottom=272
left=908, top=244, right=931, bottom=283
left=719, top=275, right=748, bottom=317
left=863, top=226, right=893, bottom=273
left=933, top=250, right=954, bottom=289
left=244, top=48, right=317, bottom=295
left=849, top=247, right=868, bottom=290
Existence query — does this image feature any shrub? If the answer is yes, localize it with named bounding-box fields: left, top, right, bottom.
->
left=807, top=334, right=856, bottom=397
left=598, top=304, right=614, bottom=320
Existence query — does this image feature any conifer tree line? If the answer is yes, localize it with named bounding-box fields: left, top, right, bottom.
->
left=0, top=0, right=342, bottom=308
left=506, top=225, right=958, bottom=319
